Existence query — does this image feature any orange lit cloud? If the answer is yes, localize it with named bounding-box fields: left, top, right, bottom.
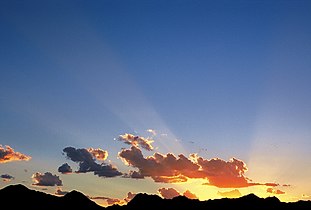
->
left=218, top=189, right=242, bottom=198
left=117, top=133, right=154, bottom=151
left=32, top=172, right=62, bottom=186
left=87, top=148, right=108, bottom=161
left=0, top=145, right=31, bottom=163
left=183, top=190, right=198, bottom=199
left=62, top=147, right=122, bottom=177
left=267, top=188, right=285, bottom=194
left=1, top=174, right=15, bottom=182
left=118, top=146, right=281, bottom=188
left=158, top=188, right=180, bottom=199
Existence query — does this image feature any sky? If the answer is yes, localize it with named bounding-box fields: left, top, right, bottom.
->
left=1, top=0, right=311, bottom=206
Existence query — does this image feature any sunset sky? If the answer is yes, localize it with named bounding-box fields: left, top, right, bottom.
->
left=1, top=0, right=311, bottom=206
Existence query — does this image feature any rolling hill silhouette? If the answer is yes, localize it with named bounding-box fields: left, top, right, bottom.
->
left=0, top=184, right=310, bottom=209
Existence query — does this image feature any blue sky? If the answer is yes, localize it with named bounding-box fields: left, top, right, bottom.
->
left=1, top=0, right=311, bottom=205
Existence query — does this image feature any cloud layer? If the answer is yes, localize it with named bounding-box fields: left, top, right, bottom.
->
left=0, top=145, right=31, bottom=163
left=119, top=146, right=277, bottom=188
left=117, top=133, right=154, bottom=151
left=63, top=147, right=122, bottom=177
left=32, top=172, right=62, bottom=186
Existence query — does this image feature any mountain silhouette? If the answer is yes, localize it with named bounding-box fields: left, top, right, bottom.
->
left=1, top=184, right=310, bottom=210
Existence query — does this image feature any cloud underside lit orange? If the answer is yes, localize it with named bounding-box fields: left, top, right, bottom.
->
left=0, top=145, right=31, bottom=163
left=119, top=146, right=281, bottom=188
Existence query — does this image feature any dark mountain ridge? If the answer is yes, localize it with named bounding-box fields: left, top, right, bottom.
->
left=0, top=184, right=310, bottom=210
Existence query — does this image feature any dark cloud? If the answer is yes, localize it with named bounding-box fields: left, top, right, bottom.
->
left=1, top=174, right=15, bottom=182
left=183, top=190, right=198, bottom=199
left=32, top=172, right=62, bottom=186
left=123, top=170, right=144, bottom=179
left=119, top=146, right=281, bottom=188
left=117, top=133, right=154, bottom=151
left=0, top=145, right=31, bottom=163
left=218, top=189, right=242, bottom=198
left=158, top=188, right=180, bottom=199
left=63, top=147, right=122, bottom=177
left=267, top=188, right=285, bottom=194
left=55, top=187, right=69, bottom=195
left=58, top=163, right=72, bottom=174
left=124, top=192, right=137, bottom=202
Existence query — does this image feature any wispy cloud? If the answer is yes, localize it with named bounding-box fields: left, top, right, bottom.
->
left=1, top=174, right=15, bottom=182
left=146, top=129, right=157, bottom=136
left=90, top=192, right=136, bottom=206
left=0, top=145, right=31, bottom=163
left=32, top=172, right=62, bottom=186
left=63, top=147, right=122, bottom=177
left=119, top=146, right=282, bottom=188
left=117, top=133, right=154, bottom=151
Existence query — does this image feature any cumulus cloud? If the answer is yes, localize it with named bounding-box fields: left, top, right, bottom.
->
left=183, top=190, right=198, bottom=199
left=1, top=174, right=15, bottom=182
left=55, top=187, right=69, bottom=195
left=58, top=163, right=72, bottom=174
left=119, top=146, right=280, bottom=188
left=63, top=147, right=122, bottom=177
left=87, top=148, right=108, bottom=161
left=158, top=188, right=180, bottom=199
left=267, top=188, right=285, bottom=194
left=32, top=172, right=62, bottom=186
left=218, top=189, right=242, bottom=198
left=117, top=133, right=154, bottom=151
left=0, top=145, right=31, bottom=163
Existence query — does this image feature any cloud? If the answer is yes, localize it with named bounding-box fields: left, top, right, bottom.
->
left=58, top=163, right=72, bottom=174
left=117, top=133, right=154, bottom=151
left=158, top=188, right=180, bottom=199
left=1, top=174, right=15, bottom=182
left=55, top=187, right=69, bottom=195
left=267, top=188, right=285, bottom=194
left=32, top=172, right=62, bottom=186
left=0, top=145, right=31, bottom=163
left=183, top=190, right=198, bottom=199
left=218, top=189, right=242, bottom=198
left=123, top=170, right=144, bottom=179
left=146, top=129, right=157, bottom=136
left=124, top=192, right=137, bottom=202
left=63, top=147, right=122, bottom=177
left=118, top=146, right=280, bottom=188
left=87, top=148, right=108, bottom=161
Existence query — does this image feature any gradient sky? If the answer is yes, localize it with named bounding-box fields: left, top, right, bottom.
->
left=1, top=0, right=311, bottom=206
